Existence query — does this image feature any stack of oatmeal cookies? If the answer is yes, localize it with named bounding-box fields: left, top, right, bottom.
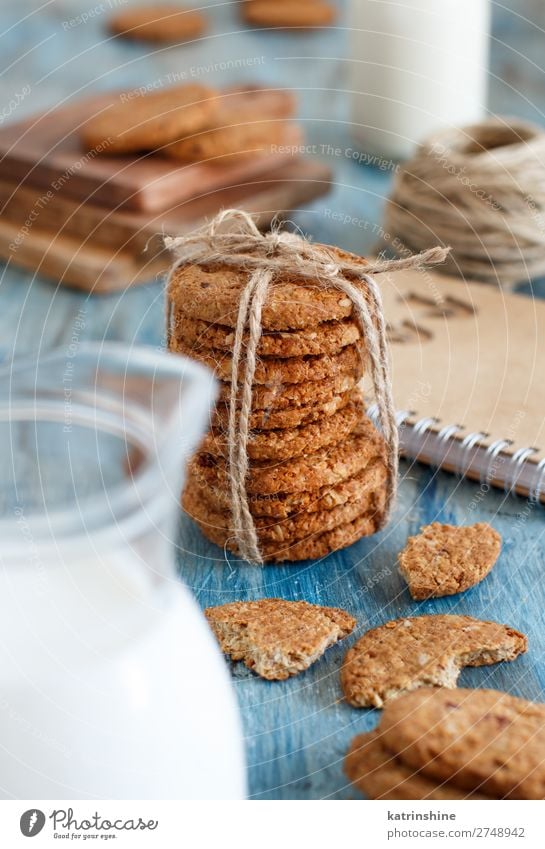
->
left=169, top=244, right=389, bottom=562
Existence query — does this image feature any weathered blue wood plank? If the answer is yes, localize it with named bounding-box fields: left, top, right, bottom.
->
left=0, top=0, right=544, bottom=800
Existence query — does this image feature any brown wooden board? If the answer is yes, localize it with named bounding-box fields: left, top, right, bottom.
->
left=0, top=159, right=331, bottom=292
left=0, top=87, right=301, bottom=212
left=0, top=218, right=166, bottom=293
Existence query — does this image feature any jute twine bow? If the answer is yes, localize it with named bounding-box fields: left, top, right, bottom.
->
left=385, top=117, right=545, bottom=287
left=166, top=209, right=449, bottom=564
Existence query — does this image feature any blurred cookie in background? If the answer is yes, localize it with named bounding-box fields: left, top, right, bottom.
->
left=165, top=85, right=297, bottom=165
left=241, top=0, right=337, bottom=30
left=109, top=4, right=207, bottom=44
left=80, top=83, right=218, bottom=154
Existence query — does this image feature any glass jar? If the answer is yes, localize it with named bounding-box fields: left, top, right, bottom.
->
left=0, top=342, right=246, bottom=799
left=348, top=0, right=490, bottom=160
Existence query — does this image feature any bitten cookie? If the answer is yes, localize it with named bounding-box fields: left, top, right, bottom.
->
left=379, top=688, right=545, bottom=799
left=242, top=0, right=336, bottom=29
left=108, top=5, right=207, bottom=43
left=399, top=522, right=502, bottom=599
left=205, top=599, right=355, bottom=679
left=344, top=729, right=490, bottom=800
left=341, top=614, right=527, bottom=708
left=80, top=84, right=217, bottom=154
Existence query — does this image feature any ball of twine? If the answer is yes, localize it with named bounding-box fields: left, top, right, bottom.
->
left=385, top=117, right=545, bottom=287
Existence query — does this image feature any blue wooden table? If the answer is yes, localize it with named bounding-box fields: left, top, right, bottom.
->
left=1, top=0, right=544, bottom=799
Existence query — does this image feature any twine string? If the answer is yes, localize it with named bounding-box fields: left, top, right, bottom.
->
left=385, top=117, right=545, bottom=287
left=166, top=210, right=449, bottom=564
left=230, top=268, right=271, bottom=564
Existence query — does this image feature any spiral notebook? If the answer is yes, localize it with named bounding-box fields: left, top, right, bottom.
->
left=367, top=266, right=545, bottom=502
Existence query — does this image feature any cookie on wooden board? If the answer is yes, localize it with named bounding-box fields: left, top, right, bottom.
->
left=187, top=458, right=387, bottom=519
left=165, top=83, right=297, bottom=162
left=379, top=688, right=545, bottom=799
left=166, top=119, right=293, bottom=164
left=175, top=315, right=362, bottom=358
left=108, top=5, right=207, bottom=43
left=171, top=337, right=365, bottom=384
left=192, top=415, right=387, bottom=496
left=193, top=509, right=382, bottom=562
left=202, top=391, right=363, bottom=461
left=242, top=0, right=336, bottom=29
left=399, top=522, right=502, bottom=599
left=341, top=614, right=527, bottom=708
left=183, top=476, right=385, bottom=544
left=168, top=246, right=370, bottom=331
left=80, top=84, right=217, bottom=154
left=344, top=729, right=490, bottom=800
left=205, top=599, right=355, bottom=679
left=213, top=85, right=297, bottom=121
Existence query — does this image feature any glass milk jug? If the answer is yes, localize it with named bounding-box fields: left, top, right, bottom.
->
left=348, top=0, right=490, bottom=160
left=0, top=343, right=246, bottom=799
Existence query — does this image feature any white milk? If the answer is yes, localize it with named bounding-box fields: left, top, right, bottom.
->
left=0, top=546, right=246, bottom=799
left=348, top=0, right=490, bottom=159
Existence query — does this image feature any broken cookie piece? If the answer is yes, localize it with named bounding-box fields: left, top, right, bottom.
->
left=341, top=614, right=527, bottom=708
left=205, top=598, right=355, bottom=680
left=399, top=522, right=501, bottom=599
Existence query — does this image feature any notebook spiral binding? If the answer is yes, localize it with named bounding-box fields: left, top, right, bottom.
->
left=367, top=405, right=545, bottom=504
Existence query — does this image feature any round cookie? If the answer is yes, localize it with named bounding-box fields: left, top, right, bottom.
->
left=242, top=0, right=336, bottom=29
left=190, top=509, right=382, bottom=563
left=202, top=392, right=363, bottom=461
left=165, top=120, right=291, bottom=164
left=167, top=245, right=371, bottom=331
left=218, top=372, right=361, bottom=411
left=172, top=338, right=365, bottom=385
left=108, top=5, right=207, bottom=43
left=174, top=315, right=362, bottom=358
left=378, top=688, right=545, bottom=800
left=187, top=459, right=387, bottom=519
left=212, top=390, right=352, bottom=431
left=183, top=481, right=384, bottom=544
left=80, top=83, right=217, bottom=154
left=192, top=415, right=387, bottom=496
left=344, top=730, right=489, bottom=801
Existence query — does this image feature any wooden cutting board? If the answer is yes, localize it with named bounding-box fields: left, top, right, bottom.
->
left=0, top=87, right=300, bottom=212
left=0, top=158, right=331, bottom=292
left=0, top=158, right=331, bottom=260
